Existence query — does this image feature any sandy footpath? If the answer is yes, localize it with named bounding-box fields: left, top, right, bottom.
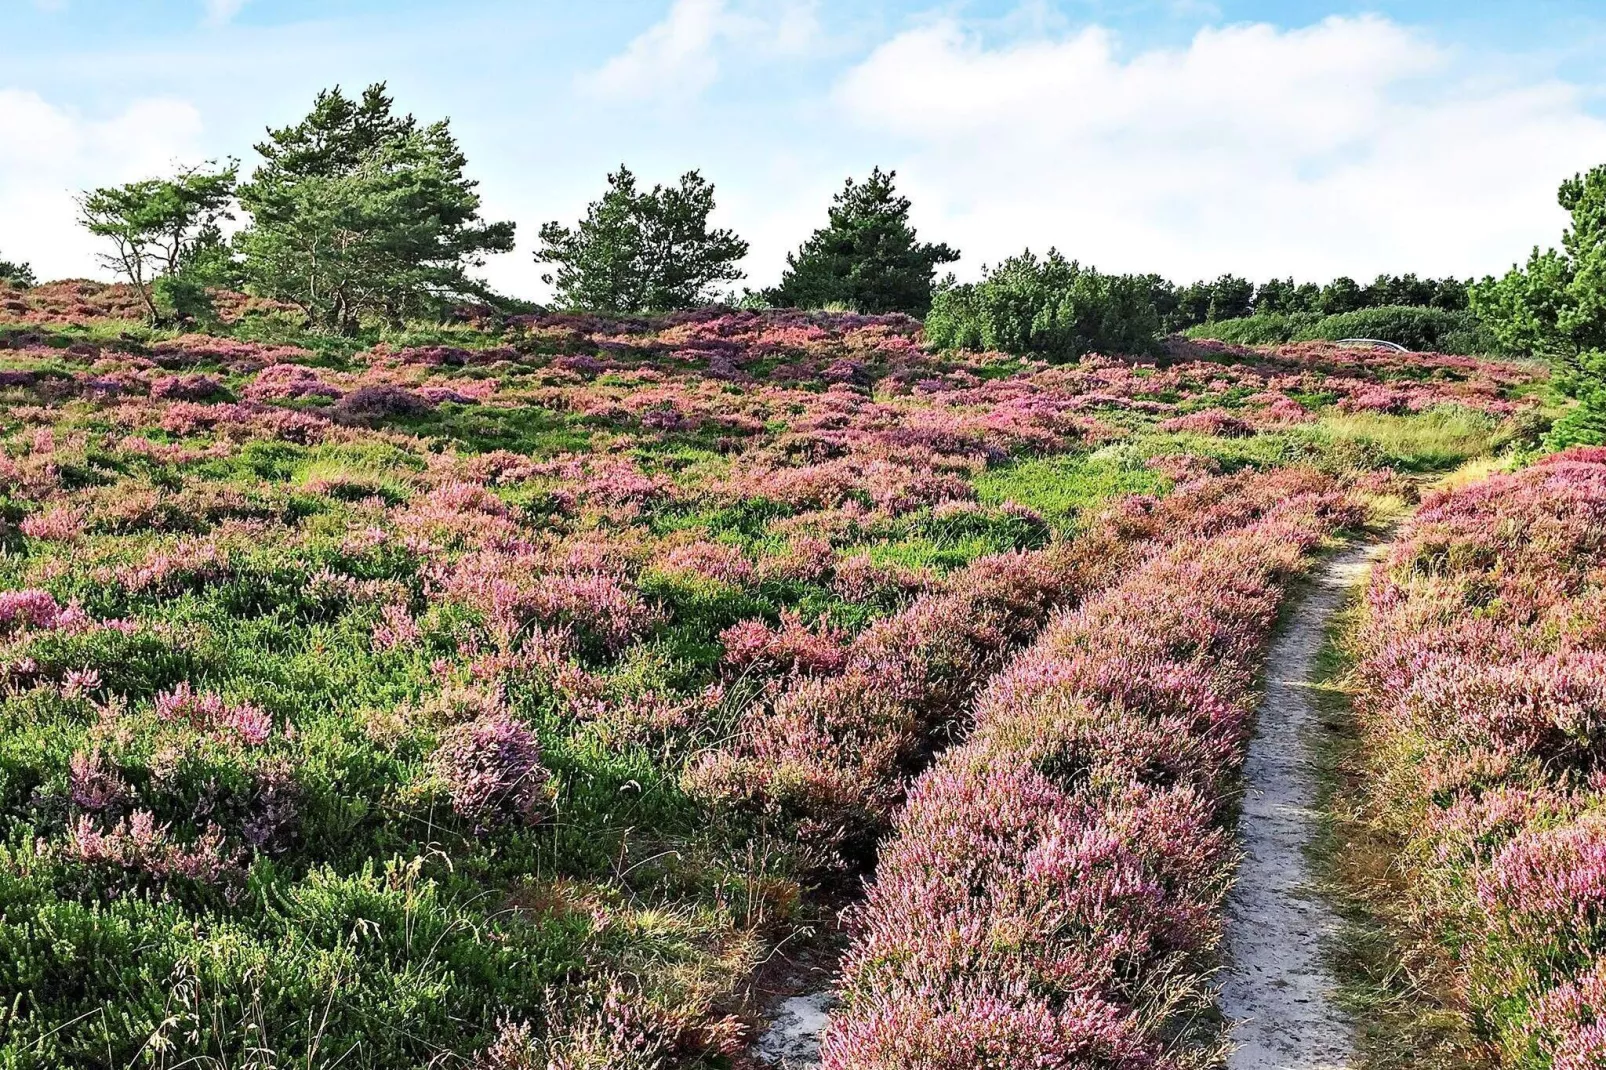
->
left=1220, top=543, right=1381, bottom=1070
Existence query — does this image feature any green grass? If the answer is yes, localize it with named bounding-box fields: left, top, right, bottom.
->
left=1316, top=407, right=1502, bottom=472
left=973, top=453, right=1167, bottom=532
left=392, top=403, right=595, bottom=457
left=1305, top=587, right=1497, bottom=1070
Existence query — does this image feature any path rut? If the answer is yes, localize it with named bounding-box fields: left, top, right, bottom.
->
left=1220, top=543, right=1380, bottom=1069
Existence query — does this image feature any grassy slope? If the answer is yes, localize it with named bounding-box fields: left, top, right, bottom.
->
left=0, top=288, right=1554, bottom=1067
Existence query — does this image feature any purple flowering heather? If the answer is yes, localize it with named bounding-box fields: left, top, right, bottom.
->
left=1351, top=448, right=1606, bottom=1066
left=433, top=713, right=548, bottom=833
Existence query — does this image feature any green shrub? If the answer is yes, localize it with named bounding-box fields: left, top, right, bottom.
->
left=1186, top=305, right=1496, bottom=354
left=1183, top=311, right=1320, bottom=346
left=926, top=250, right=1161, bottom=361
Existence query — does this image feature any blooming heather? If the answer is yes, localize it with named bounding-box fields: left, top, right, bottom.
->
left=154, top=682, right=274, bottom=746
left=1351, top=449, right=1606, bottom=1066
left=821, top=480, right=1347, bottom=1066
left=432, top=713, right=548, bottom=833
left=0, top=292, right=1545, bottom=1066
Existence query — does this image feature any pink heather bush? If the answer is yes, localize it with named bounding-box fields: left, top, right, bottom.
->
left=242, top=362, right=342, bottom=401
left=1479, top=819, right=1606, bottom=943
left=720, top=611, right=848, bottom=676
left=66, top=810, right=243, bottom=887
left=654, top=541, right=755, bottom=587
left=432, top=713, right=548, bottom=833
left=820, top=982, right=1161, bottom=1070
left=114, top=537, right=229, bottom=593
left=821, top=479, right=1345, bottom=1067
left=154, top=682, right=273, bottom=746
left=1531, top=962, right=1606, bottom=1070
left=20, top=504, right=85, bottom=541
left=331, top=383, right=434, bottom=425
left=1246, top=392, right=1315, bottom=426
left=1159, top=408, right=1256, bottom=438
left=0, top=588, right=88, bottom=633
left=69, top=748, right=132, bottom=814
left=372, top=602, right=423, bottom=650
left=433, top=549, right=661, bottom=652
left=398, top=480, right=520, bottom=550
left=150, top=373, right=226, bottom=401
left=148, top=334, right=311, bottom=369
left=1144, top=453, right=1221, bottom=486
left=1351, top=449, right=1606, bottom=1065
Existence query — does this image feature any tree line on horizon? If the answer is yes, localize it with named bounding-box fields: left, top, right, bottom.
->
left=0, top=82, right=1467, bottom=330
left=0, top=80, right=1601, bottom=444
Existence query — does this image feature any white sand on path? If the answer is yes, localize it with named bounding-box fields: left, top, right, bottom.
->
left=757, top=991, right=835, bottom=1067
left=1221, top=543, right=1382, bottom=1070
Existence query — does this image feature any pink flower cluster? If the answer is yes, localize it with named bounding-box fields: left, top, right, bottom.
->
left=0, top=588, right=88, bottom=633
left=1532, top=962, right=1606, bottom=1070
left=1159, top=408, right=1255, bottom=437
left=431, top=546, right=662, bottom=652
left=66, top=810, right=243, bottom=887
left=720, top=611, right=849, bottom=676
left=149, top=373, right=226, bottom=402
left=69, top=748, right=132, bottom=813
left=154, top=682, right=274, bottom=747
left=431, top=712, right=548, bottom=833
left=820, top=486, right=1344, bottom=1067
left=19, top=504, right=84, bottom=541
left=112, top=537, right=230, bottom=594
left=1352, top=449, right=1606, bottom=1065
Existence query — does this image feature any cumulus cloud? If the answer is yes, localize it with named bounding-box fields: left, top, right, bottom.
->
left=585, top=0, right=819, bottom=102
left=0, top=90, right=205, bottom=280
left=834, top=14, right=1606, bottom=281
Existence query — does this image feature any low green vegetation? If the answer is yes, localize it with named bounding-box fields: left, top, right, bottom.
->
left=1307, top=594, right=1497, bottom=1070
left=1186, top=305, right=1495, bottom=355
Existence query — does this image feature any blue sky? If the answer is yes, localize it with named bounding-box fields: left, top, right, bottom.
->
left=5, top=0, right=1606, bottom=298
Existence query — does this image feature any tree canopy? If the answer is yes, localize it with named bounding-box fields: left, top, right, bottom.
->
left=766, top=167, right=958, bottom=316
left=235, top=83, right=515, bottom=334
left=536, top=166, right=748, bottom=313
left=0, top=254, right=35, bottom=289
left=925, top=249, right=1161, bottom=362
left=76, top=162, right=237, bottom=323
left=1473, top=163, right=1606, bottom=445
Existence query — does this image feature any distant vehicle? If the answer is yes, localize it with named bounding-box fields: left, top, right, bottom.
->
left=1335, top=337, right=1410, bottom=352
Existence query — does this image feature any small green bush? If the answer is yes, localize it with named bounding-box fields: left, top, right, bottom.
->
left=1186, top=305, right=1496, bottom=354
left=926, top=249, right=1162, bottom=361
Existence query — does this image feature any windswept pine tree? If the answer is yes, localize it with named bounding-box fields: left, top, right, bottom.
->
left=76, top=162, right=237, bottom=324
left=236, top=83, right=515, bottom=333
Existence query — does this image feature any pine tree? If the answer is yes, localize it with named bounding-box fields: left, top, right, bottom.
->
left=0, top=254, right=36, bottom=288
left=767, top=168, right=958, bottom=316
left=77, top=162, right=237, bottom=324
left=236, top=84, right=514, bottom=333
left=1472, top=163, right=1606, bottom=445
left=536, top=166, right=748, bottom=313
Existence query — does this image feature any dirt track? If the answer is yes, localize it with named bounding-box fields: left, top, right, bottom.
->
left=1220, top=544, right=1381, bottom=1069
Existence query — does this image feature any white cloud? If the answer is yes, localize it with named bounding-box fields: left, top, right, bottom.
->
left=0, top=90, right=205, bottom=280
left=584, top=0, right=819, bottom=102
left=202, top=0, right=248, bottom=27
left=834, top=14, right=1606, bottom=281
